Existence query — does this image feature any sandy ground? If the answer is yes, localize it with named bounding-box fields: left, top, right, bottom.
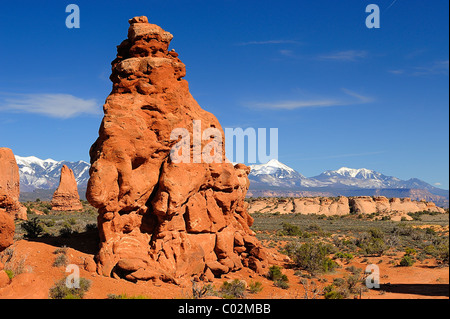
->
left=0, top=234, right=448, bottom=300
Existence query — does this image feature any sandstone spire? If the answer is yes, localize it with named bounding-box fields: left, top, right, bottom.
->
left=0, top=147, right=27, bottom=220
left=51, top=165, right=83, bottom=211
left=86, top=16, right=272, bottom=283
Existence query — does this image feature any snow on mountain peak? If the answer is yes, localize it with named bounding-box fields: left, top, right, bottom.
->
left=249, top=159, right=301, bottom=178
left=330, top=167, right=375, bottom=178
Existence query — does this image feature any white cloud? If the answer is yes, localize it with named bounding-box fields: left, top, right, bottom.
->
left=246, top=88, right=373, bottom=110
left=389, top=60, right=449, bottom=76
left=434, top=182, right=442, bottom=186
left=0, top=93, right=100, bottom=118
left=317, top=50, right=368, bottom=62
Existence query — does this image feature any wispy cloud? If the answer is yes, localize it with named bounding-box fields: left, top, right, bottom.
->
left=317, top=50, right=368, bottom=62
left=434, top=182, right=442, bottom=186
left=0, top=93, right=100, bottom=118
left=246, top=88, right=373, bottom=110
left=236, top=40, right=301, bottom=46
left=387, top=69, right=405, bottom=75
left=412, top=60, right=449, bottom=76
left=389, top=60, right=449, bottom=76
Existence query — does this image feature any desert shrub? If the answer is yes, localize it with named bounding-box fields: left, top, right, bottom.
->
left=21, top=217, right=44, bottom=238
left=190, top=280, right=218, bottom=299
left=404, top=247, right=417, bottom=256
left=219, top=279, right=246, bottom=299
left=49, top=277, right=91, bottom=299
left=333, top=252, right=354, bottom=263
left=267, top=265, right=286, bottom=281
left=345, top=265, right=362, bottom=276
left=267, top=265, right=289, bottom=289
left=356, top=228, right=386, bottom=256
left=274, top=278, right=290, bottom=289
left=332, top=277, right=346, bottom=287
left=43, top=219, right=56, bottom=227
left=288, top=242, right=338, bottom=275
left=248, top=281, right=263, bottom=294
left=433, top=239, right=449, bottom=265
left=53, top=254, right=68, bottom=267
left=399, top=255, right=415, bottom=267
left=323, top=285, right=344, bottom=299
left=278, top=222, right=302, bottom=237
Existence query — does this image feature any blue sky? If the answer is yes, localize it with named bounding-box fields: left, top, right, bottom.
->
left=0, top=0, right=448, bottom=189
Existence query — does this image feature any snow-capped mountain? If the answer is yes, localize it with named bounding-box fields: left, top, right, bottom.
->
left=312, top=167, right=404, bottom=189
left=247, top=160, right=448, bottom=206
left=250, top=159, right=303, bottom=178
left=248, top=159, right=319, bottom=188
left=15, top=155, right=90, bottom=192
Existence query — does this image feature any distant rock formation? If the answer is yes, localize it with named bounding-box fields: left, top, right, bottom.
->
left=86, top=16, right=272, bottom=283
left=248, top=196, right=445, bottom=220
left=51, top=165, right=83, bottom=211
left=0, top=148, right=27, bottom=220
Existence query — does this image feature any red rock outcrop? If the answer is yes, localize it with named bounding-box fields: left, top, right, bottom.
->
left=0, top=210, right=14, bottom=252
left=51, top=165, right=83, bottom=211
left=0, top=148, right=27, bottom=220
left=87, top=16, right=271, bottom=283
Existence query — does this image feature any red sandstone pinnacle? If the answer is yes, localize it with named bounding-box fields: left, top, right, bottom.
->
left=51, top=165, right=83, bottom=211
left=0, top=148, right=27, bottom=220
left=86, top=16, right=271, bottom=283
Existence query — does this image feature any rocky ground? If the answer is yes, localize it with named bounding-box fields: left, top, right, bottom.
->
left=1, top=202, right=448, bottom=299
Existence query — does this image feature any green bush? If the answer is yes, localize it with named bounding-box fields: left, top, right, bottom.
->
left=334, top=252, right=354, bottom=262
left=20, top=217, right=44, bottom=238
left=356, top=228, right=386, bottom=256
left=49, top=277, right=91, bottom=299
left=219, top=279, right=246, bottom=299
left=53, top=254, right=68, bottom=267
left=248, top=281, right=263, bottom=294
left=399, top=255, right=415, bottom=267
left=278, top=222, right=302, bottom=237
left=288, top=242, right=337, bottom=275
left=323, top=285, right=343, bottom=299
left=267, top=265, right=289, bottom=289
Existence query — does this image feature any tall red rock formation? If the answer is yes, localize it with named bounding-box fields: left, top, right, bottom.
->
left=87, top=16, right=271, bottom=283
left=51, top=165, right=83, bottom=211
left=0, top=148, right=27, bottom=220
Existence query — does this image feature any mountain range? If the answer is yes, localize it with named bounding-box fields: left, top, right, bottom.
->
left=15, top=155, right=90, bottom=193
left=15, top=156, right=449, bottom=207
left=248, top=159, right=449, bottom=207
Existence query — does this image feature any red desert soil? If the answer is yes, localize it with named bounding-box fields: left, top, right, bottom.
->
left=1, top=237, right=448, bottom=299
